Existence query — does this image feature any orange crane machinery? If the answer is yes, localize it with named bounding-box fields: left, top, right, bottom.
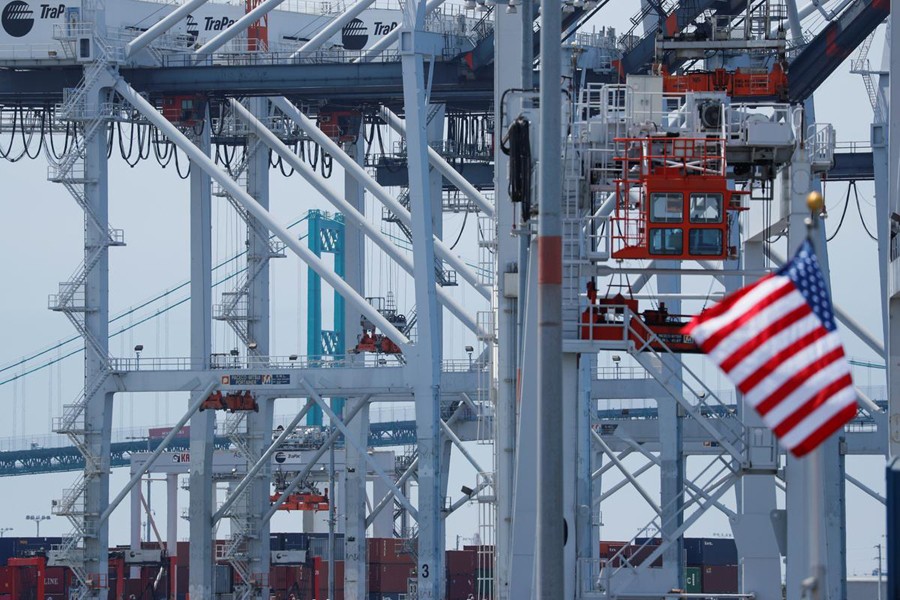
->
left=270, top=489, right=330, bottom=512
left=200, top=390, right=260, bottom=412
left=610, top=135, right=745, bottom=261
left=316, top=105, right=364, bottom=144
left=661, top=64, right=789, bottom=99
left=351, top=297, right=408, bottom=355
left=579, top=282, right=699, bottom=353
left=246, top=0, right=269, bottom=52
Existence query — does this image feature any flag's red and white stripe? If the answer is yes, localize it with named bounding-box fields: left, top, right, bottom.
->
left=684, top=260, right=857, bottom=457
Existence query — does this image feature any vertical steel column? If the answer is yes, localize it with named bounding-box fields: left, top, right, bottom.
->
left=537, top=3, right=563, bottom=596
left=493, top=5, right=525, bottom=597
left=83, top=80, right=112, bottom=599
left=188, top=115, right=215, bottom=600
left=508, top=249, right=539, bottom=598
left=342, top=133, right=368, bottom=600
left=167, top=473, right=179, bottom=598
left=887, top=9, right=899, bottom=596
left=130, top=482, right=141, bottom=579
left=569, top=352, right=590, bottom=599
left=784, top=143, right=844, bottom=600
left=399, top=1, right=444, bottom=596
left=656, top=266, right=683, bottom=590
left=430, top=103, right=455, bottom=506
left=731, top=241, right=781, bottom=600
left=246, top=97, right=273, bottom=597
left=887, top=1, right=900, bottom=462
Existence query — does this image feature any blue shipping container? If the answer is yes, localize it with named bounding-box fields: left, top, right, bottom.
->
left=700, top=538, right=737, bottom=566
left=683, top=538, right=702, bottom=566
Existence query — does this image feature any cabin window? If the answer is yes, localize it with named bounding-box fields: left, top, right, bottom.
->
left=689, top=193, right=723, bottom=223
left=650, top=193, right=683, bottom=223
left=688, top=229, right=724, bottom=255
left=649, top=228, right=683, bottom=255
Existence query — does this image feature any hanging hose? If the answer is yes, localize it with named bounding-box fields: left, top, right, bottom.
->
left=502, top=116, right=533, bottom=221
left=826, top=181, right=852, bottom=242
left=853, top=181, right=878, bottom=241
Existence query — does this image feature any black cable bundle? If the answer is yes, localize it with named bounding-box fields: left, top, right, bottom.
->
left=503, top=116, right=533, bottom=221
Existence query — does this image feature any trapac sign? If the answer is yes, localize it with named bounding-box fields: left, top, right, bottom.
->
left=1, top=1, right=68, bottom=39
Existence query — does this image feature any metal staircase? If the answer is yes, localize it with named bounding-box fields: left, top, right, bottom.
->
left=212, top=138, right=286, bottom=347
left=44, top=6, right=125, bottom=597
left=381, top=188, right=459, bottom=286
left=850, top=31, right=881, bottom=114
left=220, top=408, right=264, bottom=600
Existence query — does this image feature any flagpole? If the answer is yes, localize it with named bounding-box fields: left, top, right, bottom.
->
left=803, top=190, right=826, bottom=600
left=804, top=445, right=824, bottom=600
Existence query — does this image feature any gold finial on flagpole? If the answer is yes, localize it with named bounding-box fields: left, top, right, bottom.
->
left=806, top=190, right=824, bottom=213
left=805, top=191, right=824, bottom=233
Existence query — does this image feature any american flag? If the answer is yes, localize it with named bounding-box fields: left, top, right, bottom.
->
left=683, top=240, right=857, bottom=457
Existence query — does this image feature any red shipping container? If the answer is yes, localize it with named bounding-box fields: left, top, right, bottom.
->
left=315, top=560, right=346, bottom=598
left=177, top=541, right=191, bottom=568
left=369, top=563, right=414, bottom=593
left=44, top=567, right=67, bottom=596
left=628, top=544, right=662, bottom=568
left=447, top=574, right=475, bottom=600
left=0, top=567, right=10, bottom=594
left=176, top=565, right=190, bottom=596
left=367, top=538, right=414, bottom=565
left=702, top=565, right=738, bottom=594
left=445, top=550, right=477, bottom=575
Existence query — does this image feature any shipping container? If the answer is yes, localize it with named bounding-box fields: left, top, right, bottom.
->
left=702, top=565, right=739, bottom=594
left=629, top=544, right=662, bottom=568
left=0, top=540, right=16, bottom=566
left=369, top=563, right=414, bottom=593
left=683, top=538, right=702, bottom=566
left=700, top=538, right=738, bottom=567
left=315, top=560, right=345, bottom=593
left=270, top=533, right=284, bottom=552
left=282, top=532, right=311, bottom=551
left=684, top=567, right=701, bottom=593
left=445, top=550, right=477, bottom=575
left=43, top=566, right=69, bottom=598
left=599, top=542, right=630, bottom=567
left=447, top=573, right=475, bottom=600
left=366, top=539, right=414, bottom=565
left=309, top=536, right=346, bottom=561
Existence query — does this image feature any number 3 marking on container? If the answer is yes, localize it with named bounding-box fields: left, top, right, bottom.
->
left=422, top=564, right=430, bottom=578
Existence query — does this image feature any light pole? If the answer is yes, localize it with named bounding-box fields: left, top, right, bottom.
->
left=134, top=344, right=143, bottom=370
left=875, top=542, right=884, bottom=600
left=25, top=515, right=50, bottom=537
left=0, top=527, right=12, bottom=537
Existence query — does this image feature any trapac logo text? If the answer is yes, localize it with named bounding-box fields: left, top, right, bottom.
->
left=39, top=3, right=64, bottom=18
left=2, top=2, right=66, bottom=37
left=372, top=21, right=398, bottom=36
left=204, top=15, right=235, bottom=31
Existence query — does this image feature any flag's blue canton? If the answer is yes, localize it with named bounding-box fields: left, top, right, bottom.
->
left=777, top=239, right=836, bottom=331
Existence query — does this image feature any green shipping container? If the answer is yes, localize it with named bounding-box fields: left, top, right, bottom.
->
left=685, top=567, right=702, bottom=593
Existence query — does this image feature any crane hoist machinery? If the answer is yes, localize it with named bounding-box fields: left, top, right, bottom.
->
left=272, top=472, right=330, bottom=512
left=578, top=281, right=699, bottom=352
left=200, top=390, right=260, bottom=412
left=316, top=105, right=364, bottom=144
left=610, top=134, right=745, bottom=261
left=161, top=94, right=207, bottom=126
left=270, top=490, right=330, bottom=512
left=351, top=295, right=411, bottom=355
